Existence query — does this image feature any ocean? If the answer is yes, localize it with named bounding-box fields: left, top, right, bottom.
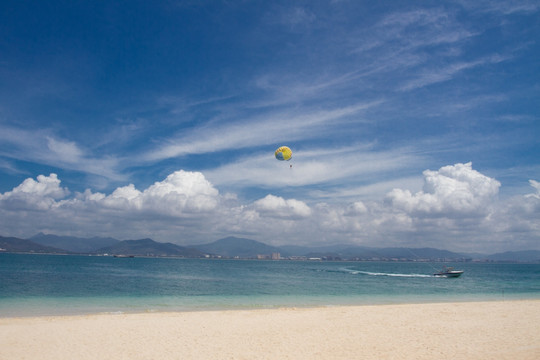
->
left=1, top=253, right=539, bottom=317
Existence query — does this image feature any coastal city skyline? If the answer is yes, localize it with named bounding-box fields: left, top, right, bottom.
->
left=0, top=1, right=539, bottom=252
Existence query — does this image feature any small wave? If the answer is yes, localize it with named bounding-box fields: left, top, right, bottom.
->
left=341, top=268, right=432, bottom=278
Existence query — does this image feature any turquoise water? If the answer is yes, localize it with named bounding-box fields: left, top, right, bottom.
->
left=1, top=253, right=539, bottom=316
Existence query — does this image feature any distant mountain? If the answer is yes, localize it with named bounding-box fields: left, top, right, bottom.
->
left=30, top=233, right=119, bottom=253
left=190, top=237, right=540, bottom=261
left=277, top=244, right=472, bottom=260
left=2, top=233, right=538, bottom=262
left=341, top=247, right=472, bottom=260
left=96, top=238, right=204, bottom=257
left=192, top=236, right=281, bottom=258
left=487, top=250, right=540, bottom=262
left=0, top=235, right=67, bottom=254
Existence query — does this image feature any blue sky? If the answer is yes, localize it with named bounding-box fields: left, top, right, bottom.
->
left=0, top=1, right=539, bottom=252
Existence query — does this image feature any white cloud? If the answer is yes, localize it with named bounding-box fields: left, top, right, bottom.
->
left=526, top=180, right=540, bottom=200
left=142, top=170, right=219, bottom=214
left=142, top=102, right=377, bottom=162
left=308, top=176, right=424, bottom=202
left=0, top=170, right=223, bottom=242
left=0, top=173, right=69, bottom=210
left=46, top=137, right=84, bottom=163
left=0, top=166, right=538, bottom=252
left=344, top=201, right=368, bottom=216
left=458, top=0, right=540, bottom=15
left=350, top=7, right=475, bottom=70
left=483, top=179, right=540, bottom=250
left=77, top=170, right=220, bottom=215
left=0, top=124, right=125, bottom=182
left=205, top=144, right=422, bottom=189
left=399, top=55, right=510, bottom=91
left=16, top=174, right=68, bottom=198
left=386, top=162, right=500, bottom=217
left=254, top=194, right=311, bottom=219
left=280, top=7, right=316, bottom=28
left=505, top=179, right=540, bottom=219
left=379, top=8, right=450, bottom=28
left=101, top=184, right=143, bottom=210
left=0, top=158, right=26, bottom=175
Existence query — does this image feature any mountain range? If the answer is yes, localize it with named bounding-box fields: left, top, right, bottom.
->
left=29, top=233, right=119, bottom=253
left=1, top=234, right=539, bottom=263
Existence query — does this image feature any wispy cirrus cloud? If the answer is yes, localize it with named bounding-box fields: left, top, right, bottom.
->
left=136, top=4, right=517, bottom=171
left=203, top=144, right=423, bottom=191
left=142, top=101, right=379, bottom=162
left=457, top=0, right=540, bottom=15
left=350, top=8, right=475, bottom=62
left=399, top=54, right=511, bottom=91
left=0, top=124, right=125, bottom=182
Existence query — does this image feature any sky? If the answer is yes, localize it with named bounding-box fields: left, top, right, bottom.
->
left=0, top=0, right=539, bottom=253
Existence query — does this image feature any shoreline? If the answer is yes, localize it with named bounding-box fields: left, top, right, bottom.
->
left=3, top=294, right=539, bottom=318
left=2, top=293, right=539, bottom=318
left=1, top=300, right=539, bottom=359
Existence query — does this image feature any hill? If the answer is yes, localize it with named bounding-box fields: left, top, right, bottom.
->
left=96, top=238, right=204, bottom=257
left=339, top=246, right=472, bottom=260
left=487, top=250, right=540, bottom=262
left=1, top=233, right=538, bottom=262
left=188, top=237, right=540, bottom=262
left=192, top=236, right=281, bottom=258
left=277, top=244, right=471, bottom=260
left=30, top=233, right=119, bottom=253
left=0, top=235, right=67, bottom=254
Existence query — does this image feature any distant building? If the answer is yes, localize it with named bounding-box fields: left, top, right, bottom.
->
left=271, top=252, right=280, bottom=260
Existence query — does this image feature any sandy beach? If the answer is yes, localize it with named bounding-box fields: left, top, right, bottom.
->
left=1, top=300, right=538, bottom=360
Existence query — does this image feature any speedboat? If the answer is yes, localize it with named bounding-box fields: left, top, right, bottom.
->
left=434, top=266, right=464, bottom=278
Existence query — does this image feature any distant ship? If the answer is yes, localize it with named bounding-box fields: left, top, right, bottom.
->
left=434, top=266, right=464, bottom=278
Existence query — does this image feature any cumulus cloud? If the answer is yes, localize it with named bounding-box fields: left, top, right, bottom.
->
left=506, top=179, right=540, bottom=217
left=142, top=171, right=219, bottom=214
left=77, top=170, right=220, bottom=215
left=483, top=178, right=540, bottom=250
left=0, top=174, right=69, bottom=210
left=386, top=162, right=500, bottom=217
left=344, top=201, right=368, bottom=216
left=254, top=194, right=311, bottom=219
left=0, top=170, right=222, bottom=241
left=0, top=165, right=538, bottom=252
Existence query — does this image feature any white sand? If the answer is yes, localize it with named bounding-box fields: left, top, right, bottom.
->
left=1, top=300, right=539, bottom=360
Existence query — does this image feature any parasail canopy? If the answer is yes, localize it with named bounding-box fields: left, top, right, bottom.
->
left=275, top=146, right=292, bottom=161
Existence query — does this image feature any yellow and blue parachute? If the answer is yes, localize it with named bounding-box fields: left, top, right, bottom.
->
left=275, top=146, right=292, bottom=161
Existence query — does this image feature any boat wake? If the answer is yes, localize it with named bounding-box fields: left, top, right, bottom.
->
left=341, top=268, right=433, bottom=278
